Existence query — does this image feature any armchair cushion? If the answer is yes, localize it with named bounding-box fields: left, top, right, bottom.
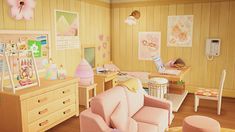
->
left=144, top=95, right=172, bottom=125
left=80, top=109, right=113, bottom=132
left=110, top=102, right=137, bottom=132
left=90, top=86, right=127, bottom=126
left=125, top=87, right=144, bottom=117
left=137, top=122, right=159, bottom=132
left=133, top=106, right=168, bottom=132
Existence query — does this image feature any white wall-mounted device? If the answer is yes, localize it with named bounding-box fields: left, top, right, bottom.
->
left=206, top=38, right=221, bottom=60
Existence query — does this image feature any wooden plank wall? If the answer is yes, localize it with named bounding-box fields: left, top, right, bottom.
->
left=0, top=0, right=111, bottom=76
left=111, top=0, right=235, bottom=97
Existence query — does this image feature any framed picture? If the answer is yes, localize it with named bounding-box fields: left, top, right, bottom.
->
left=55, top=10, right=80, bottom=50
left=167, top=15, right=193, bottom=47
left=84, top=47, right=96, bottom=68
left=138, top=32, right=161, bottom=60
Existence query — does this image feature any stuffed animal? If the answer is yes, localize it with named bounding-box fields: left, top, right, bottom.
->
left=165, top=58, right=186, bottom=69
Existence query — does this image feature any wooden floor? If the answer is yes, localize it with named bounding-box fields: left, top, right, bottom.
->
left=48, top=94, right=235, bottom=132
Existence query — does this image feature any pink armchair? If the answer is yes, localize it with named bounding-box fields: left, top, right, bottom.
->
left=80, top=85, right=172, bottom=132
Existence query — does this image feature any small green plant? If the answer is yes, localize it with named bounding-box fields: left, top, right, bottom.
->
left=176, top=80, right=185, bottom=85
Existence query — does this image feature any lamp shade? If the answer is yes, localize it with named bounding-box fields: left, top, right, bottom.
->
left=124, top=16, right=137, bottom=25
left=75, top=59, right=94, bottom=86
left=124, top=10, right=140, bottom=25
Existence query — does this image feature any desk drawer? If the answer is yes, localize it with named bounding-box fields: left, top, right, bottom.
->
left=112, top=78, right=118, bottom=87
left=27, top=91, right=55, bottom=111
left=28, top=94, right=75, bottom=123
left=104, top=75, right=116, bottom=82
left=54, top=85, right=75, bottom=99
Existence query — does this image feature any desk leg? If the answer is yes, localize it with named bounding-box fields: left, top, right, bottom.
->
left=85, top=89, right=89, bottom=108
left=94, top=78, right=105, bottom=95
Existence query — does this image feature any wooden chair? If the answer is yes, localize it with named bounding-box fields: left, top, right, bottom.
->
left=194, top=69, right=226, bottom=115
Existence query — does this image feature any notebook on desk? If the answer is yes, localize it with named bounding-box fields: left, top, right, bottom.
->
left=159, top=69, right=181, bottom=75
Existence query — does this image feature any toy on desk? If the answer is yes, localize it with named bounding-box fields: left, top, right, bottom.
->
left=165, top=58, right=186, bottom=69
left=5, top=41, right=18, bottom=54
left=152, top=56, right=165, bottom=72
left=96, top=66, right=111, bottom=73
left=75, top=59, right=94, bottom=86
left=17, top=38, right=27, bottom=50
left=45, top=58, right=58, bottom=80
left=17, top=56, right=34, bottom=86
left=103, top=63, right=120, bottom=72
left=57, top=64, right=67, bottom=80
left=0, top=43, right=40, bottom=93
left=173, top=58, right=186, bottom=69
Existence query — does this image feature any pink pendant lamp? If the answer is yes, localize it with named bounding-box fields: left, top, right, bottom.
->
left=75, top=59, right=94, bottom=86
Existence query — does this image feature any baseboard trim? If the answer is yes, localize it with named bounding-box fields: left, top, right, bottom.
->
left=186, top=85, right=235, bottom=98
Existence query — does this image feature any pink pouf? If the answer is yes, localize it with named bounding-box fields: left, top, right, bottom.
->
left=182, top=115, right=220, bottom=132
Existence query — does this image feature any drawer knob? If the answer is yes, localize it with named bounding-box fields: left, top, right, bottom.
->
left=63, top=109, right=71, bottom=114
left=62, top=89, right=70, bottom=94
left=38, top=97, right=47, bottom=103
left=38, top=108, right=48, bottom=115
left=63, top=99, right=71, bottom=104
left=39, top=120, right=48, bottom=126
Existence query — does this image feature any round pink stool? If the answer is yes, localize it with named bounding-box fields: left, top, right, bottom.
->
left=182, top=115, right=220, bottom=132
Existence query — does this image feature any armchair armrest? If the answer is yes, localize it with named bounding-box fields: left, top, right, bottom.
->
left=80, top=108, right=113, bottom=132
left=144, top=95, right=172, bottom=125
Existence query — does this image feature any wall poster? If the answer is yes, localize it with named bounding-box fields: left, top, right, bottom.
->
left=167, top=15, right=193, bottom=47
left=138, top=32, right=161, bottom=60
left=55, top=10, right=80, bottom=50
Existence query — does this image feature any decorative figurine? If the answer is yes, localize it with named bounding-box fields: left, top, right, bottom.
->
left=57, top=64, right=67, bottom=80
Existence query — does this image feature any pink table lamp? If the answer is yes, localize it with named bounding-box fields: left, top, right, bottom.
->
left=75, top=59, right=94, bottom=86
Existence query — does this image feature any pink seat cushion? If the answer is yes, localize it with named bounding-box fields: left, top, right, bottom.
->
left=195, top=88, right=218, bottom=97
left=183, top=115, right=220, bottom=132
left=124, top=88, right=144, bottom=117
left=137, top=122, right=159, bottom=132
left=90, top=86, right=128, bottom=126
left=133, top=106, right=168, bottom=132
left=110, top=103, right=137, bottom=132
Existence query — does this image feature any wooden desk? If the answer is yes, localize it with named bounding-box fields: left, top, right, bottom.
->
left=94, top=72, right=118, bottom=94
left=149, top=67, right=191, bottom=112
left=149, top=66, right=191, bottom=82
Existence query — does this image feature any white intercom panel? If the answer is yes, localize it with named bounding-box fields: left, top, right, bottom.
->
left=206, top=39, right=221, bottom=60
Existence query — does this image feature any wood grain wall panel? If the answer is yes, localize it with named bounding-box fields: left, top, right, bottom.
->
left=160, top=5, right=169, bottom=67
left=132, top=7, right=141, bottom=71
left=229, top=1, right=235, bottom=91
left=191, top=3, right=201, bottom=86
left=182, top=4, right=193, bottom=84
left=0, top=0, right=111, bottom=76
left=119, top=8, right=127, bottom=70
left=3, top=0, right=15, bottom=29
left=112, top=8, right=120, bottom=67
left=126, top=8, right=133, bottom=71
left=0, top=0, right=4, bottom=29
left=111, top=1, right=235, bottom=97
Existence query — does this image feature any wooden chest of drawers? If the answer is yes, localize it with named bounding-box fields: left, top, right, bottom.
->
left=0, top=78, right=79, bottom=132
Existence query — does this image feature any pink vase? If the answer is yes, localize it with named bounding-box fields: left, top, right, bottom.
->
left=75, top=59, right=94, bottom=86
